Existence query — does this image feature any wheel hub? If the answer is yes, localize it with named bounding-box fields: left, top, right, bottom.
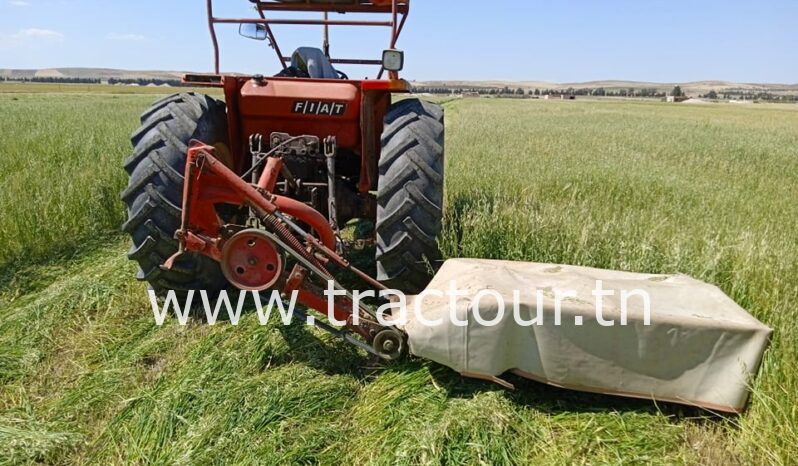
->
left=221, top=229, right=283, bottom=291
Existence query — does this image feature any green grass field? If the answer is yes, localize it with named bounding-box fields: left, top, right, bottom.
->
left=1, top=88, right=797, bottom=464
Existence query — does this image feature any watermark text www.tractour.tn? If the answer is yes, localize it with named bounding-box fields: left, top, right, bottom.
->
left=149, top=279, right=652, bottom=328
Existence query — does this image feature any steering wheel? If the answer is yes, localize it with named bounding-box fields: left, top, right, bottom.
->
left=337, top=70, right=349, bottom=80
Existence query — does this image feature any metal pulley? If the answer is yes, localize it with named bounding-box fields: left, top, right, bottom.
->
left=220, top=229, right=284, bottom=291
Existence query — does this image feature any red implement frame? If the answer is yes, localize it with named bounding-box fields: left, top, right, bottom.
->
left=166, top=142, right=389, bottom=340
left=205, top=0, right=409, bottom=79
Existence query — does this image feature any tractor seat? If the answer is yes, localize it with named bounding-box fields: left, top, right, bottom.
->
left=287, top=47, right=341, bottom=80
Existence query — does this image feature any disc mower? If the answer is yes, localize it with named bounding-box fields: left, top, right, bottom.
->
left=122, top=0, right=771, bottom=412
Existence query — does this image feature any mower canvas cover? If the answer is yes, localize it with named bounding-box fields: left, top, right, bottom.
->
left=403, top=259, right=772, bottom=413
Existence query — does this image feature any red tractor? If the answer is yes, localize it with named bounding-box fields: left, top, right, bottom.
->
left=121, top=0, right=443, bottom=359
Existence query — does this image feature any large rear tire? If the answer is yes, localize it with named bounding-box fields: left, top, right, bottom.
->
left=121, top=93, right=230, bottom=297
left=376, top=98, right=445, bottom=294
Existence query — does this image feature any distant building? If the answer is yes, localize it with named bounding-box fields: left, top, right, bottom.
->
left=666, top=95, right=690, bottom=103
left=543, top=94, right=575, bottom=100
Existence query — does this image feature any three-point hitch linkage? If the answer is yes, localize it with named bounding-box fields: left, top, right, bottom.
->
left=162, top=141, right=406, bottom=361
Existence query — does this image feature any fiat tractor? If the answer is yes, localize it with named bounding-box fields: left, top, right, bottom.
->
left=122, top=0, right=440, bottom=359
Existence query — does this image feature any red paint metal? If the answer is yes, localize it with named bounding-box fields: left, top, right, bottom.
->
left=258, top=156, right=283, bottom=192
left=256, top=1, right=408, bottom=14
left=206, top=0, right=220, bottom=74
left=216, top=18, right=393, bottom=27
left=198, top=1, right=412, bottom=180
left=205, top=0, right=408, bottom=77
left=167, top=3, right=420, bottom=345
left=178, top=143, right=336, bottom=254
left=220, top=230, right=283, bottom=291
left=272, top=195, right=336, bottom=250
left=223, top=77, right=245, bottom=173
left=283, top=281, right=372, bottom=339
left=212, top=76, right=398, bottom=192
left=239, top=78, right=361, bottom=150
left=170, top=144, right=382, bottom=340
left=361, top=79, right=410, bottom=92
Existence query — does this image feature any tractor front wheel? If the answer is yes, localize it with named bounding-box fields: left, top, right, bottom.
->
left=121, top=93, right=230, bottom=297
left=376, top=98, right=445, bottom=294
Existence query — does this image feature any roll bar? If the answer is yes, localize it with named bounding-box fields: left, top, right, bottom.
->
left=205, top=0, right=410, bottom=79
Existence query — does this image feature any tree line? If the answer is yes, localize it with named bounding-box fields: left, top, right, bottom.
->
left=107, top=78, right=184, bottom=86
left=698, top=90, right=797, bottom=102
left=412, top=85, right=668, bottom=98
left=0, top=76, right=185, bottom=86
left=0, top=76, right=101, bottom=84
left=413, top=84, right=797, bottom=102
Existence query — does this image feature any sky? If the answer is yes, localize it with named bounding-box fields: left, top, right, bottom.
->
left=0, top=0, right=796, bottom=84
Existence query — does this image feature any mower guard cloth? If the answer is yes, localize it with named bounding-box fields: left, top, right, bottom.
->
left=402, top=259, right=772, bottom=413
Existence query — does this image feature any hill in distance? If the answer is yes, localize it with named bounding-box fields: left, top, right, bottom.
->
left=1, top=67, right=796, bottom=95
left=0, top=67, right=183, bottom=81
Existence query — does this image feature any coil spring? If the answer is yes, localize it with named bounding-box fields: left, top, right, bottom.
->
left=260, top=214, right=332, bottom=280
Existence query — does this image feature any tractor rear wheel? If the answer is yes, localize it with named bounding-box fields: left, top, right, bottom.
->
left=121, top=93, right=230, bottom=297
left=376, top=98, right=445, bottom=294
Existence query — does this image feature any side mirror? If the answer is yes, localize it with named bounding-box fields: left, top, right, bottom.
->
left=382, top=49, right=404, bottom=72
left=239, top=23, right=267, bottom=41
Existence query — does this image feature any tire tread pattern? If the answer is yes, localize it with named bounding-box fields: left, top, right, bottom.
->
left=376, top=98, right=445, bottom=293
left=121, top=92, right=229, bottom=296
